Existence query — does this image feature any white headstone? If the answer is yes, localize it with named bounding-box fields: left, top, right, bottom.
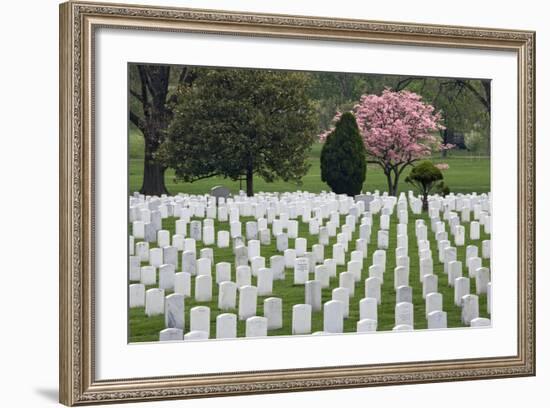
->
left=470, top=221, right=480, bottom=240
left=145, top=288, right=164, bottom=316
left=394, top=266, right=409, bottom=290
left=129, top=283, right=145, bottom=308
left=447, top=260, right=463, bottom=287
left=454, top=277, right=470, bottom=306
left=174, top=272, right=191, bottom=297
left=264, top=297, right=283, bottom=330
left=236, top=265, right=252, bottom=288
left=347, top=260, right=362, bottom=282
left=377, top=230, right=389, bottom=249
left=312, top=244, right=324, bottom=264
left=425, top=292, right=443, bottom=317
left=468, top=257, right=482, bottom=278
left=357, top=318, right=377, bottom=332
left=373, top=250, right=386, bottom=273
left=270, top=255, right=285, bottom=280
left=359, top=297, right=378, bottom=321
left=324, top=258, right=337, bottom=278
left=395, top=302, right=414, bottom=327
left=333, top=244, right=346, bottom=265
left=259, top=228, right=271, bottom=245
left=475, top=267, right=490, bottom=294
left=140, top=266, right=156, bottom=285
left=182, top=250, right=196, bottom=275
left=250, top=256, right=265, bottom=277
left=197, top=257, right=212, bottom=277
left=314, top=265, right=330, bottom=288
left=189, top=221, right=202, bottom=241
left=218, top=281, right=237, bottom=311
left=427, top=310, right=447, bottom=329
left=323, top=300, right=344, bottom=333
left=215, top=262, right=231, bottom=284
left=159, top=328, right=183, bottom=341
left=257, top=267, right=273, bottom=296
left=443, top=247, right=457, bottom=274
left=294, top=257, right=310, bottom=285
left=184, top=330, right=209, bottom=341
left=216, top=313, right=237, bottom=339
left=295, top=238, right=307, bottom=257
left=422, top=274, right=438, bottom=299
left=230, top=221, right=242, bottom=238
left=165, top=293, right=185, bottom=330
left=470, top=317, right=491, bottom=327
left=248, top=240, right=261, bottom=260
left=284, top=248, right=296, bottom=268
left=332, top=287, right=350, bottom=318
left=339, top=272, right=355, bottom=298
left=292, top=304, right=312, bottom=335
left=393, top=324, right=413, bottom=331
left=396, top=285, right=413, bottom=304
left=365, top=277, right=382, bottom=304
left=246, top=221, right=259, bottom=240
left=482, top=240, right=491, bottom=259
left=190, top=306, right=210, bottom=338
left=136, top=241, right=149, bottom=262
left=195, top=275, right=212, bottom=302
left=238, top=285, right=258, bottom=320
left=461, top=294, right=479, bottom=325
left=159, top=264, right=176, bottom=290
left=305, top=280, right=322, bottom=311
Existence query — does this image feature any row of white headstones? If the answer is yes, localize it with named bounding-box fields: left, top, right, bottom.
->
left=128, top=190, right=492, bottom=341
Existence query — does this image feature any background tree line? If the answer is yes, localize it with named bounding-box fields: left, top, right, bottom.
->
left=129, top=64, right=491, bottom=196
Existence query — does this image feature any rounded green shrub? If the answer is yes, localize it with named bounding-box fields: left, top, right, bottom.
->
left=405, top=161, right=445, bottom=211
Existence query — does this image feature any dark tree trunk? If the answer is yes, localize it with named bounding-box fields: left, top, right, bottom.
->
left=385, top=170, right=398, bottom=197
left=246, top=166, right=254, bottom=197
left=130, top=65, right=196, bottom=196
left=422, top=193, right=429, bottom=211
left=140, top=161, right=168, bottom=196
left=140, top=133, right=168, bottom=196
left=441, top=128, right=449, bottom=158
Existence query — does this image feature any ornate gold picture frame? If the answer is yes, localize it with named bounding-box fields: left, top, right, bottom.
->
left=59, top=1, right=535, bottom=405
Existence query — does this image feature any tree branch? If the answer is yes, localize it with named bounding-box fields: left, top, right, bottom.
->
left=456, top=80, right=490, bottom=112
left=129, top=89, right=143, bottom=102
left=129, top=111, right=145, bottom=132
left=186, top=172, right=222, bottom=183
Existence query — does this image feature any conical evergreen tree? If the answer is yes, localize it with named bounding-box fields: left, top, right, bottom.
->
left=320, top=112, right=366, bottom=196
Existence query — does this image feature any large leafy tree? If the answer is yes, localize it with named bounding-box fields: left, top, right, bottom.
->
left=158, top=69, right=318, bottom=196
left=355, top=90, right=446, bottom=196
left=129, top=64, right=195, bottom=196
left=320, top=112, right=366, bottom=196
left=320, top=90, right=446, bottom=196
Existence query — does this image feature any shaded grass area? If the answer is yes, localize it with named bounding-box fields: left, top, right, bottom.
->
left=129, top=211, right=490, bottom=342
left=128, top=130, right=490, bottom=196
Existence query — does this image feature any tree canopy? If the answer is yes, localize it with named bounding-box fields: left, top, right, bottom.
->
left=405, top=161, right=446, bottom=211
left=158, top=68, right=318, bottom=196
left=320, top=90, right=446, bottom=196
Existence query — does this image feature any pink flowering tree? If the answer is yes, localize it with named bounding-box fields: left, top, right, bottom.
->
left=319, top=90, right=449, bottom=196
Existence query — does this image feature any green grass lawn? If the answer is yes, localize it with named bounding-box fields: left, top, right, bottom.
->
left=128, top=130, right=490, bottom=196
left=128, top=129, right=491, bottom=342
left=129, top=211, right=491, bottom=342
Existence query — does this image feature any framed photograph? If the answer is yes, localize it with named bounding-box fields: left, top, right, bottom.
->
left=59, top=1, right=535, bottom=405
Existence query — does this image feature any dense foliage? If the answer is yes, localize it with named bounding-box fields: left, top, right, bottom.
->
left=320, top=112, right=366, bottom=196
left=405, top=161, right=448, bottom=210
left=158, top=69, right=318, bottom=196
left=320, top=90, right=446, bottom=196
